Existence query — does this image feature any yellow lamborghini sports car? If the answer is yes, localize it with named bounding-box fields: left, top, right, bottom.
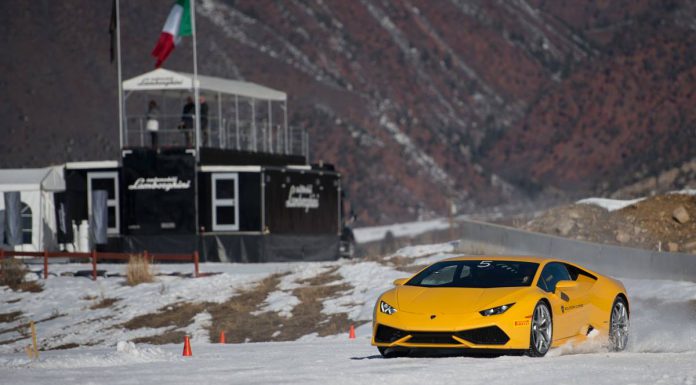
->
left=372, top=256, right=629, bottom=357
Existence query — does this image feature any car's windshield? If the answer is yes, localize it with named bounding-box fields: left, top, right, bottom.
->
left=406, top=260, right=539, bottom=288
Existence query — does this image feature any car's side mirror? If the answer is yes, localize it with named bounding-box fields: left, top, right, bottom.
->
left=555, top=280, right=578, bottom=293
left=393, top=278, right=408, bottom=286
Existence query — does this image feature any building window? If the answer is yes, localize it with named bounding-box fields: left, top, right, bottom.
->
left=20, top=202, right=32, bottom=244
left=88, top=172, right=120, bottom=235
left=212, top=173, right=239, bottom=231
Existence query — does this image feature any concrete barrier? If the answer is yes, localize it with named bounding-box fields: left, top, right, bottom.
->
left=455, top=220, right=696, bottom=281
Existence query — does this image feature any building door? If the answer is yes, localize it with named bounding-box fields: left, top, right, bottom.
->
left=87, top=172, right=120, bottom=235
left=211, top=173, right=239, bottom=231
left=20, top=202, right=32, bottom=245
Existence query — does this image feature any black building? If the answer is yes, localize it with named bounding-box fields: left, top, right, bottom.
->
left=54, top=69, right=349, bottom=262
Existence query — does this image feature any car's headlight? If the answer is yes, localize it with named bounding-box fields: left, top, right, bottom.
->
left=479, top=303, right=515, bottom=316
left=379, top=300, right=397, bottom=315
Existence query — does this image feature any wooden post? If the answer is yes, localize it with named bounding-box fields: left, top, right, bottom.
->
left=31, top=320, right=39, bottom=359
left=194, top=251, right=199, bottom=278
left=91, top=250, right=97, bottom=281
left=25, top=321, right=39, bottom=360
left=43, top=250, right=48, bottom=280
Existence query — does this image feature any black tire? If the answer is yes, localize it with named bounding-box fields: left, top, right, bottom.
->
left=527, top=301, right=553, bottom=357
left=378, top=347, right=409, bottom=358
left=609, top=296, right=629, bottom=351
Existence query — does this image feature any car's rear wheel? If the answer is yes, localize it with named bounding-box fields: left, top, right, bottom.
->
left=609, top=296, right=629, bottom=351
left=378, top=347, right=409, bottom=358
left=527, top=301, right=553, bottom=357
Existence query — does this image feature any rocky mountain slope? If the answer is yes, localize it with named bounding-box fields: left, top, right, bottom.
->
left=523, top=193, right=696, bottom=253
left=2, top=0, right=695, bottom=225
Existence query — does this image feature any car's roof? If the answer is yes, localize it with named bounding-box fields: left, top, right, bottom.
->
left=442, top=255, right=552, bottom=263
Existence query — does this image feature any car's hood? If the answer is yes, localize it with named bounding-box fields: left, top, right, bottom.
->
left=395, top=285, right=526, bottom=315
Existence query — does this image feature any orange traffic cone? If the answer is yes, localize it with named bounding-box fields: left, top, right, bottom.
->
left=219, top=331, right=226, bottom=344
left=349, top=324, right=356, bottom=339
left=182, top=336, right=192, bottom=356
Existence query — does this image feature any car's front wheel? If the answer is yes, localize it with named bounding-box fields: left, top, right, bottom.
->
left=527, top=301, right=553, bottom=357
left=609, top=296, right=629, bottom=351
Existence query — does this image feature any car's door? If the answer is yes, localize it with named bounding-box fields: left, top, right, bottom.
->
left=563, top=264, right=598, bottom=333
left=537, top=262, right=583, bottom=340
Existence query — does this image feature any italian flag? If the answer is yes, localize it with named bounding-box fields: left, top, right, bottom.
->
left=151, top=0, right=192, bottom=68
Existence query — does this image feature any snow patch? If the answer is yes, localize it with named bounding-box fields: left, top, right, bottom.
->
left=670, top=189, right=696, bottom=196
left=391, top=242, right=456, bottom=258
left=186, top=312, right=212, bottom=343
left=0, top=342, right=176, bottom=369
left=353, top=218, right=451, bottom=243
left=577, top=197, right=645, bottom=212
left=254, top=291, right=301, bottom=318
left=323, top=262, right=404, bottom=320
left=579, top=188, right=696, bottom=212
left=253, top=263, right=335, bottom=318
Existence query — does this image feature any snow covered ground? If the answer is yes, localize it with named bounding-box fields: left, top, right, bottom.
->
left=2, top=337, right=695, bottom=385
left=2, top=243, right=696, bottom=384
left=0, top=246, right=452, bottom=354
left=353, top=218, right=451, bottom=243
left=0, top=262, right=301, bottom=352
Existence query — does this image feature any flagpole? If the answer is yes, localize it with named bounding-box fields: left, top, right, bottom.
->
left=191, top=0, right=200, bottom=161
left=116, top=0, right=124, bottom=151
left=190, top=0, right=201, bottom=241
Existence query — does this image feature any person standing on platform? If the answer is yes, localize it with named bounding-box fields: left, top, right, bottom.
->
left=179, top=96, right=195, bottom=147
left=200, top=95, right=209, bottom=147
left=146, top=100, right=160, bottom=149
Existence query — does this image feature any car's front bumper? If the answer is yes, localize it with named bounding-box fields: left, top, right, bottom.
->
left=372, top=308, right=532, bottom=350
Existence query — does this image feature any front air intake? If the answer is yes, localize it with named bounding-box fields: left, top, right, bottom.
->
left=374, top=324, right=408, bottom=343
left=406, top=332, right=457, bottom=344
left=455, top=326, right=510, bottom=345
left=376, top=324, right=510, bottom=346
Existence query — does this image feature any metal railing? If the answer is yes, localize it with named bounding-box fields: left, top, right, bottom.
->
left=0, top=249, right=200, bottom=280
left=124, top=115, right=308, bottom=158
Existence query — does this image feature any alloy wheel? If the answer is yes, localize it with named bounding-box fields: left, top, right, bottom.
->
left=531, top=303, right=552, bottom=355
left=610, top=299, right=629, bottom=351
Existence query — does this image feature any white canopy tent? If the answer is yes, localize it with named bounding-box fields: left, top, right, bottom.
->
left=122, top=68, right=287, bottom=101
left=121, top=68, right=299, bottom=155
left=0, top=167, right=64, bottom=251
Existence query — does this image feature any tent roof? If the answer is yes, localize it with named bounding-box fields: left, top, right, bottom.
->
left=122, top=68, right=287, bottom=101
left=0, top=167, right=65, bottom=192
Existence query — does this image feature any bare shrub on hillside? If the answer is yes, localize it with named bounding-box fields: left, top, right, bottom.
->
left=126, top=255, right=154, bottom=286
left=0, top=258, right=42, bottom=292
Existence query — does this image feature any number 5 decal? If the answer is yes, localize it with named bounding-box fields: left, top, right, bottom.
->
left=478, top=260, right=492, bottom=268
